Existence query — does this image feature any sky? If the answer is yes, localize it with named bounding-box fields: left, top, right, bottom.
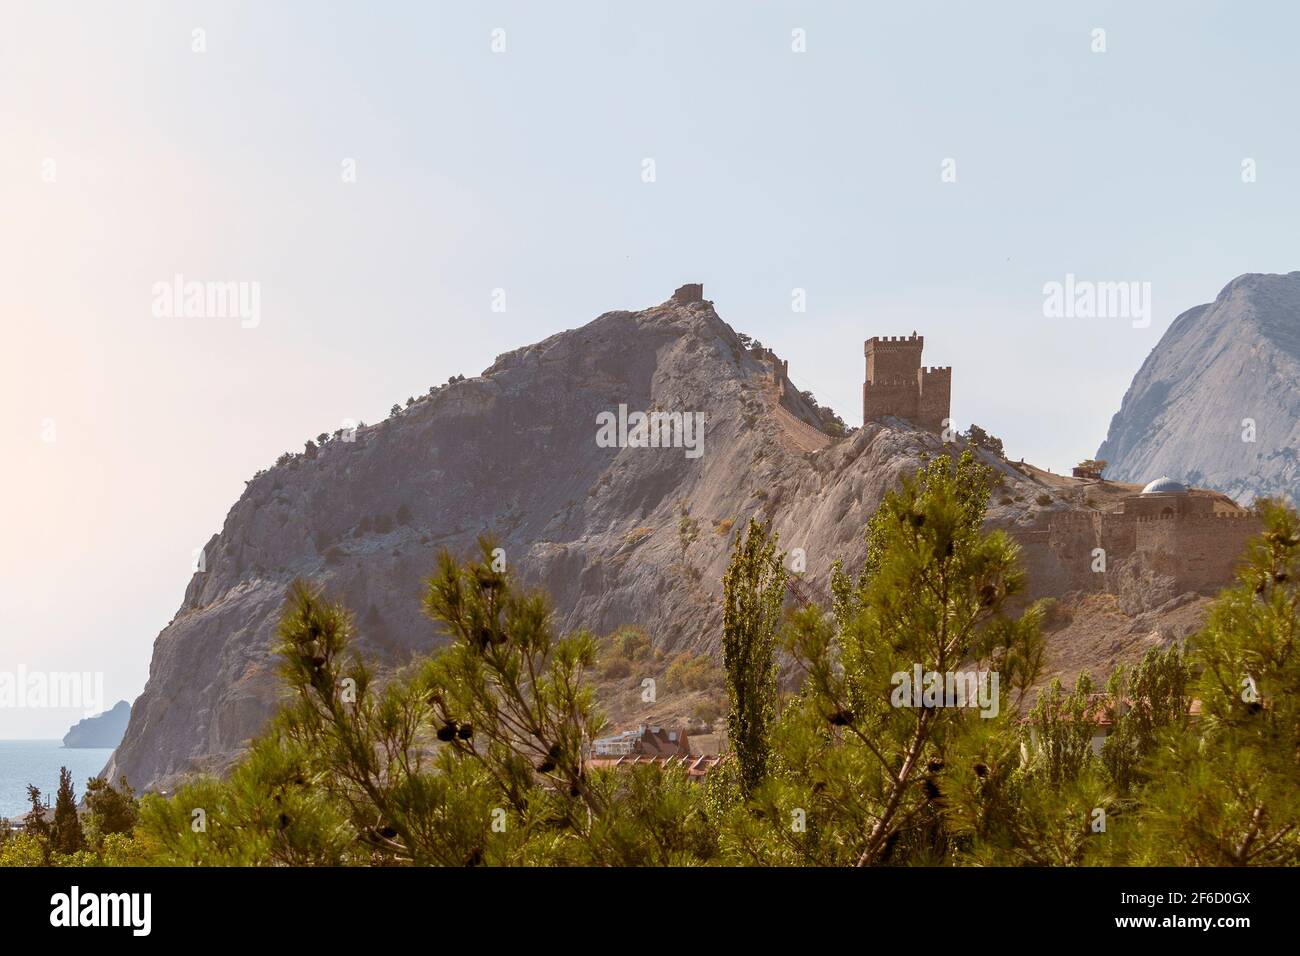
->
left=2, top=0, right=1298, bottom=737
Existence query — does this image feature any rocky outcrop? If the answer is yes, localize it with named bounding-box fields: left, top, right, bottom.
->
left=106, top=287, right=1258, bottom=793
left=1097, top=272, right=1300, bottom=504
left=64, top=700, right=131, bottom=749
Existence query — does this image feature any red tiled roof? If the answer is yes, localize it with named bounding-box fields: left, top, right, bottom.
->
left=586, top=752, right=725, bottom=779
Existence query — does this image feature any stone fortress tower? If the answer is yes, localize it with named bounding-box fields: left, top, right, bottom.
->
left=863, top=332, right=951, bottom=432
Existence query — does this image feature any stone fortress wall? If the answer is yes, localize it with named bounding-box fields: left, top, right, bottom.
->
left=1129, top=512, right=1259, bottom=591
left=1016, top=480, right=1261, bottom=599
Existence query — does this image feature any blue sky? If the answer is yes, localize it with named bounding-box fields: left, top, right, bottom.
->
left=3, top=0, right=1298, bottom=735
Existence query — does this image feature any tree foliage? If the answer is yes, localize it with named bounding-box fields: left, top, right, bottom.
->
left=14, top=469, right=1300, bottom=869
left=721, top=519, right=786, bottom=800
left=51, top=767, right=85, bottom=855
left=723, top=451, right=1047, bottom=865
left=138, top=540, right=717, bottom=866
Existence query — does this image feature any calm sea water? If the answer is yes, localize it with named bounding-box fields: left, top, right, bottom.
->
left=0, top=740, right=114, bottom=819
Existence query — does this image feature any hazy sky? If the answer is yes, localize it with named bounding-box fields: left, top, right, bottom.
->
left=3, top=1, right=1298, bottom=736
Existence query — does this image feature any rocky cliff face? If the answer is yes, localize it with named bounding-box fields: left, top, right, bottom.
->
left=1097, top=272, right=1300, bottom=503
left=106, top=286, right=1240, bottom=793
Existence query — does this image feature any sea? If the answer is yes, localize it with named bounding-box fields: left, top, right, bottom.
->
left=0, top=740, right=114, bottom=819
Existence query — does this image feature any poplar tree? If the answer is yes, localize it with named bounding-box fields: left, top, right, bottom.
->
left=721, top=519, right=786, bottom=799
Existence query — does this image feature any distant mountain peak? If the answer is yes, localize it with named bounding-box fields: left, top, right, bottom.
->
left=1098, top=270, right=1300, bottom=503
left=63, top=700, right=131, bottom=749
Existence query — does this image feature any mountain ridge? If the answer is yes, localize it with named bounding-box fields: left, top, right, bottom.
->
left=1097, top=271, right=1300, bottom=503
left=106, top=285, right=1256, bottom=793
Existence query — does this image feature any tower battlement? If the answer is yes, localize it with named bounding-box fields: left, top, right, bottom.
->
left=864, top=333, right=925, bottom=350
left=863, top=332, right=950, bottom=431
left=865, top=377, right=921, bottom=388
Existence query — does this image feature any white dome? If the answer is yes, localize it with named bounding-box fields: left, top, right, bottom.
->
left=1141, top=476, right=1188, bottom=495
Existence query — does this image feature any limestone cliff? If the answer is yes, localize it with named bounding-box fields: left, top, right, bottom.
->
left=1097, top=272, right=1300, bottom=504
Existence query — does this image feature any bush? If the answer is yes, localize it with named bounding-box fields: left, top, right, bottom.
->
left=691, top=699, right=721, bottom=725
left=607, top=627, right=651, bottom=663
left=0, top=833, right=47, bottom=867
left=664, top=652, right=722, bottom=694
left=623, top=527, right=654, bottom=548
left=965, top=424, right=1006, bottom=458
left=600, top=657, right=632, bottom=680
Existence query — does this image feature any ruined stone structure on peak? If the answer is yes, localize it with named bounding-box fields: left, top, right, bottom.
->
left=862, top=332, right=951, bottom=432
left=670, top=282, right=704, bottom=305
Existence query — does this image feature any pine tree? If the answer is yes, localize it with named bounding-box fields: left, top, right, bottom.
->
left=1133, top=499, right=1300, bottom=865
left=50, top=767, right=85, bottom=855
left=724, top=451, right=1047, bottom=865
left=83, top=776, right=140, bottom=843
left=142, top=539, right=718, bottom=866
left=24, top=784, right=51, bottom=859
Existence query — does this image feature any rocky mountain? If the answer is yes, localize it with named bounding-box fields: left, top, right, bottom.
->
left=64, top=700, right=131, bottom=749
left=1097, top=272, right=1300, bottom=503
left=106, top=284, right=1239, bottom=794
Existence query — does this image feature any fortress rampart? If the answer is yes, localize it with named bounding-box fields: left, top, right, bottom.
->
left=1028, top=493, right=1261, bottom=597
left=752, top=345, right=790, bottom=398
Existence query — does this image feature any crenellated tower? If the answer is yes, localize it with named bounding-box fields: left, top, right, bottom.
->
left=863, top=332, right=950, bottom=431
